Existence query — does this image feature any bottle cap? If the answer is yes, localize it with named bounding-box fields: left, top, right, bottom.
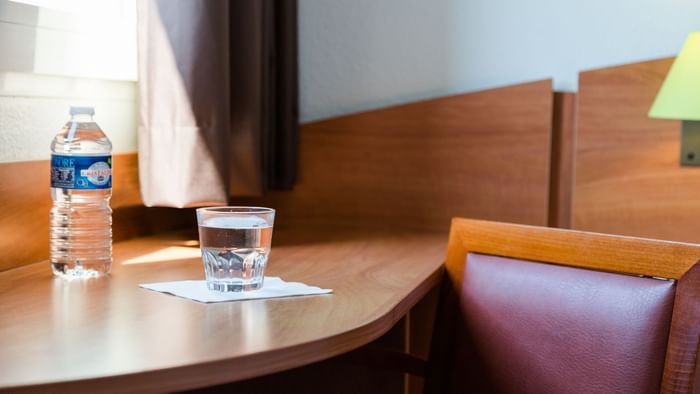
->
left=69, top=106, right=95, bottom=116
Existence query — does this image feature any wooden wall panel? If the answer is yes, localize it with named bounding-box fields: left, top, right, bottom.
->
left=0, top=153, right=194, bottom=271
left=235, top=80, right=554, bottom=233
left=2, top=80, right=554, bottom=269
left=548, top=92, right=577, bottom=229
left=572, top=58, right=700, bottom=243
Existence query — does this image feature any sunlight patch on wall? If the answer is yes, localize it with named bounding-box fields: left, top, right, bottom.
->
left=3, top=0, right=137, bottom=81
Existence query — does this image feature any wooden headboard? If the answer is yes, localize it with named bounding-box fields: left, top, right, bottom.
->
left=236, top=80, right=555, bottom=232
left=571, top=57, right=700, bottom=243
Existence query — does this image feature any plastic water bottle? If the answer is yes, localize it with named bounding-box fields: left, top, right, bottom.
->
left=50, top=106, right=113, bottom=278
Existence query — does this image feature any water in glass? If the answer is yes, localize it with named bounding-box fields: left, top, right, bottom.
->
left=198, top=216, right=272, bottom=291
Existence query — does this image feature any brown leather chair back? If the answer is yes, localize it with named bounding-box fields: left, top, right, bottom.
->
left=455, top=253, right=674, bottom=393
left=426, top=219, right=700, bottom=394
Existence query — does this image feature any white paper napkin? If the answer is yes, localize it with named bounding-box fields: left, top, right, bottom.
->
left=139, top=277, right=332, bottom=303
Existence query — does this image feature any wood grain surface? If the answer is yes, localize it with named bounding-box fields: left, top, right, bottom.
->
left=661, top=263, right=700, bottom=394
left=441, top=220, right=700, bottom=394
left=571, top=58, right=700, bottom=243
left=406, top=284, right=440, bottom=394
left=235, top=80, right=554, bottom=232
left=0, top=227, right=445, bottom=393
left=0, top=153, right=194, bottom=271
left=445, top=218, right=700, bottom=290
left=548, top=92, right=577, bottom=229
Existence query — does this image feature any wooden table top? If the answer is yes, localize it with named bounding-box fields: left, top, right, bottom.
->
left=0, top=228, right=445, bottom=393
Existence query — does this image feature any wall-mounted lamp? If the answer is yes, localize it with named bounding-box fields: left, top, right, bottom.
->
left=649, top=32, right=700, bottom=165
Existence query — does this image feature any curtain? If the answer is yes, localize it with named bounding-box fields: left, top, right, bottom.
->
left=137, top=0, right=298, bottom=208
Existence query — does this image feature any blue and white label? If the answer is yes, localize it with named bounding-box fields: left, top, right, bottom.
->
left=51, top=154, right=112, bottom=189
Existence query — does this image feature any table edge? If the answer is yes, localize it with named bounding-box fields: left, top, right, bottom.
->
left=1, top=266, right=445, bottom=394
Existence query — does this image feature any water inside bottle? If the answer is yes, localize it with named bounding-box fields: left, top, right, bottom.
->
left=50, top=110, right=113, bottom=279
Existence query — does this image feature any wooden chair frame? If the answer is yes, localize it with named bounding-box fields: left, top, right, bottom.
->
left=427, top=218, right=700, bottom=394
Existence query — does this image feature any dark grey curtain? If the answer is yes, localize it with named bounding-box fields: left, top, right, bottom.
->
left=137, top=0, right=298, bottom=207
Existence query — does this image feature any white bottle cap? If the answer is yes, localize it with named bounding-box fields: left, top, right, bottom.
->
left=69, top=106, right=95, bottom=116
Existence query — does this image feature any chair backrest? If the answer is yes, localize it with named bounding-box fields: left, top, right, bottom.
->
left=426, top=218, right=700, bottom=394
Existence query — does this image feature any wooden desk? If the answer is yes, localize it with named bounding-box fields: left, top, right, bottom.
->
left=0, top=228, right=445, bottom=393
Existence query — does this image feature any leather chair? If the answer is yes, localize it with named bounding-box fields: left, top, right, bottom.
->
left=425, top=218, right=700, bottom=394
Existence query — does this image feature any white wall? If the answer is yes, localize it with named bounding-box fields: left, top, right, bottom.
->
left=0, top=72, right=137, bottom=162
left=299, top=0, right=700, bottom=122
left=0, top=0, right=137, bottom=81
left=3, top=0, right=700, bottom=162
left=0, top=0, right=137, bottom=163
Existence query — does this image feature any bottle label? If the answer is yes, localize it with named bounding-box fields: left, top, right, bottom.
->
left=51, top=155, right=112, bottom=189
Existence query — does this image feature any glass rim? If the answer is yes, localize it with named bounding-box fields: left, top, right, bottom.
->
left=196, top=206, right=275, bottom=214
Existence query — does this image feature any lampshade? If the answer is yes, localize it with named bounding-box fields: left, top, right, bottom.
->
left=649, top=32, right=700, bottom=121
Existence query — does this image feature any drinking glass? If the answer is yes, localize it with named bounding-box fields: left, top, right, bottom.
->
left=196, top=207, right=275, bottom=292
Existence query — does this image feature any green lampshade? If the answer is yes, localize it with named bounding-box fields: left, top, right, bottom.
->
left=649, top=32, right=700, bottom=121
